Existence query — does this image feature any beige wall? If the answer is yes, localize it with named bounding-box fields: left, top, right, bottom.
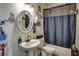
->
left=11, top=3, right=47, bottom=56
left=11, top=3, right=48, bottom=56
left=75, top=4, right=79, bottom=50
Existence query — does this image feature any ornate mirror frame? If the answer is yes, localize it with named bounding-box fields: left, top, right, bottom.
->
left=16, top=10, right=34, bottom=33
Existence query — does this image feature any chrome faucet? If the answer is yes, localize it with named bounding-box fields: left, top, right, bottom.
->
left=26, top=35, right=31, bottom=42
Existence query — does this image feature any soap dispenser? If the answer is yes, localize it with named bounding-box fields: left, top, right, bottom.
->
left=18, top=36, right=22, bottom=44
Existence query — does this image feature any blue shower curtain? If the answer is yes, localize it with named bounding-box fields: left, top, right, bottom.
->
left=43, top=4, right=76, bottom=48
left=43, top=15, right=76, bottom=48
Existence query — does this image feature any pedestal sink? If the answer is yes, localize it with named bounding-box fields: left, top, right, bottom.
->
left=19, top=39, right=40, bottom=56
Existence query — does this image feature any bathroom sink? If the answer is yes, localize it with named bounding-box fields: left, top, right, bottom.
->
left=19, top=39, right=40, bottom=50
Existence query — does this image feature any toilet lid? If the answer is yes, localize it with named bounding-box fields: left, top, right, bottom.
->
left=42, top=45, right=55, bottom=54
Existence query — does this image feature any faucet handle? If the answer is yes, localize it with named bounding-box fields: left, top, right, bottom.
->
left=28, top=35, right=31, bottom=40
left=26, top=35, right=31, bottom=42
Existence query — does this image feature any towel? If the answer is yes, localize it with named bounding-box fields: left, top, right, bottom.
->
left=0, top=27, right=6, bottom=45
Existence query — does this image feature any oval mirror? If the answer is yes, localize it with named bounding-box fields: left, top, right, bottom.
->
left=16, top=10, right=34, bottom=33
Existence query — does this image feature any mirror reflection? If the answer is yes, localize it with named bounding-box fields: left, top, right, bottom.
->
left=21, top=14, right=30, bottom=29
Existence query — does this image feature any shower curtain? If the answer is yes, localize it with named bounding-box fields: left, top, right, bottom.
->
left=43, top=4, right=76, bottom=48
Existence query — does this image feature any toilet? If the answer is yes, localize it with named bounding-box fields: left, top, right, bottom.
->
left=38, top=38, right=55, bottom=56
left=41, top=45, right=55, bottom=56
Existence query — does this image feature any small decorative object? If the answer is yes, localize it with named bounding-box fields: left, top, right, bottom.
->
left=0, top=18, right=5, bottom=25
left=36, top=20, right=41, bottom=26
left=18, top=36, right=22, bottom=44
left=35, top=19, right=41, bottom=26
left=33, top=23, right=36, bottom=33
left=38, top=5, right=41, bottom=12
left=36, top=12, right=42, bottom=19
left=9, top=12, right=15, bottom=22
left=36, top=35, right=43, bottom=39
left=32, top=18, right=41, bottom=34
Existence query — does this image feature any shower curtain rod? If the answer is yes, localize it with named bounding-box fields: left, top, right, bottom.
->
left=44, top=3, right=76, bottom=10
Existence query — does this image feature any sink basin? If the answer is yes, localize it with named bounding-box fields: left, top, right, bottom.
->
left=19, top=39, right=40, bottom=50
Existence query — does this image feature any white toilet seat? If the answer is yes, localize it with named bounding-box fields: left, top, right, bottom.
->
left=41, top=45, right=55, bottom=56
